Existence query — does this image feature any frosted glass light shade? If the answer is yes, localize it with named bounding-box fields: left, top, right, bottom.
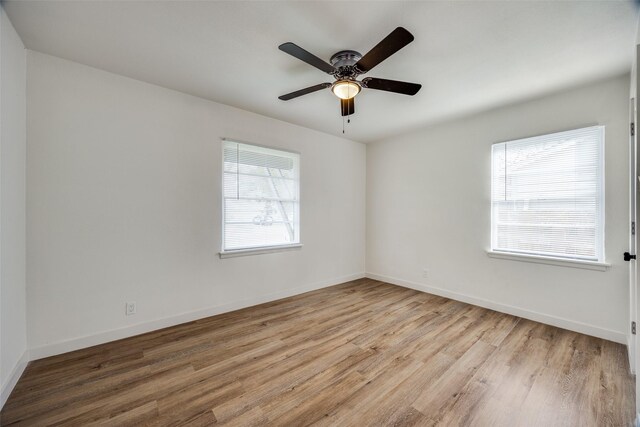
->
left=331, top=81, right=360, bottom=100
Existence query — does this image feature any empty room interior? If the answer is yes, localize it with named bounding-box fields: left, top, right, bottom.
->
left=3, top=0, right=640, bottom=425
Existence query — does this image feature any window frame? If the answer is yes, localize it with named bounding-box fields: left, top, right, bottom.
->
left=488, top=126, right=608, bottom=270
left=219, top=138, right=302, bottom=258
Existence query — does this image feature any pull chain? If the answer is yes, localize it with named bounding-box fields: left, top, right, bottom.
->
left=342, top=85, right=352, bottom=133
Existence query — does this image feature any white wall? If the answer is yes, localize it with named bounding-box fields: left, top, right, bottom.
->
left=26, top=51, right=366, bottom=358
left=367, top=74, right=631, bottom=343
left=0, top=5, right=27, bottom=408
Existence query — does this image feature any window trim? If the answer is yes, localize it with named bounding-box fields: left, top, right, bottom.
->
left=486, top=250, right=610, bottom=271
left=489, top=126, right=606, bottom=264
left=219, top=243, right=303, bottom=259
left=219, top=138, right=301, bottom=257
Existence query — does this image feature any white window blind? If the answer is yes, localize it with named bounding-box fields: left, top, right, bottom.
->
left=222, top=140, right=300, bottom=251
left=491, top=126, right=604, bottom=262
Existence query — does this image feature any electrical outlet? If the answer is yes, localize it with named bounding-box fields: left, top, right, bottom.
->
left=126, top=301, right=136, bottom=316
left=422, top=269, right=428, bottom=279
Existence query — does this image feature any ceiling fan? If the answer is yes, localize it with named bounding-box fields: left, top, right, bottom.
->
left=278, top=27, right=422, bottom=117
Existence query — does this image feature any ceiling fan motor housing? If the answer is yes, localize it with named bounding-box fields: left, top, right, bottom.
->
left=330, top=50, right=362, bottom=68
left=330, top=50, right=364, bottom=80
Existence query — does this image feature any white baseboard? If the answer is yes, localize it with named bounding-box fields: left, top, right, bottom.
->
left=29, top=272, right=366, bottom=361
left=1, top=349, right=29, bottom=410
left=366, top=272, right=627, bottom=344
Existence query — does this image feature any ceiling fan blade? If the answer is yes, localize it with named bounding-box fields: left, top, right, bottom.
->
left=279, top=42, right=336, bottom=74
left=355, top=27, right=414, bottom=73
left=279, top=83, right=332, bottom=101
left=361, top=77, right=421, bottom=95
left=341, top=98, right=355, bottom=116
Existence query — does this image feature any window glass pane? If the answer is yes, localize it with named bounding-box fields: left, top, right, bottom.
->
left=222, top=141, right=300, bottom=251
left=224, top=224, right=294, bottom=250
left=491, top=126, right=604, bottom=261
left=224, top=199, right=295, bottom=226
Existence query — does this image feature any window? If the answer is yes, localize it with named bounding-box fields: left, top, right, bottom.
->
left=490, top=126, right=604, bottom=262
left=222, top=140, right=300, bottom=254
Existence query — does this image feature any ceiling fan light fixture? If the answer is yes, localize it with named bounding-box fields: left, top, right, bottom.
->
left=331, top=80, right=361, bottom=100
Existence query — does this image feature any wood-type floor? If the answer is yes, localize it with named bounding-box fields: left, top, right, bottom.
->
left=1, top=279, right=635, bottom=426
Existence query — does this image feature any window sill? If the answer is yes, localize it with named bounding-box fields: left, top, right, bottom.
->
left=219, top=243, right=303, bottom=259
left=486, top=250, right=610, bottom=271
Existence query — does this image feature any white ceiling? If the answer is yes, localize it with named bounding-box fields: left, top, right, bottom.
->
left=4, top=1, right=639, bottom=143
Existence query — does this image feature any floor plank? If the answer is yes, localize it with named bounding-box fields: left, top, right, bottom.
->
left=1, top=279, right=635, bottom=426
